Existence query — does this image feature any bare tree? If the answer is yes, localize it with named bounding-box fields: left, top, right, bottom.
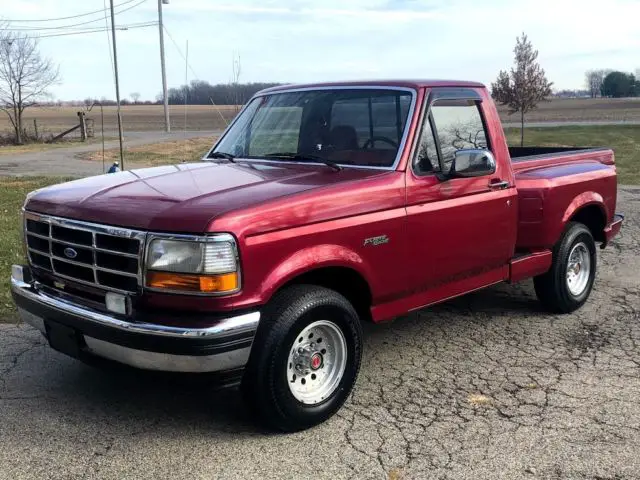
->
left=585, top=71, right=601, bottom=98
left=451, top=127, right=486, bottom=150
left=491, top=33, right=553, bottom=147
left=130, top=92, right=141, bottom=104
left=585, top=69, right=612, bottom=98
left=0, top=30, right=60, bottom=144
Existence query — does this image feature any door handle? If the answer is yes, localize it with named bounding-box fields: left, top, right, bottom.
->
left=488, top=180, right=510, bottom=190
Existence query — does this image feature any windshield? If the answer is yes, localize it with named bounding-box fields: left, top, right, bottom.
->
left=212, top=88, right=414, bottom=168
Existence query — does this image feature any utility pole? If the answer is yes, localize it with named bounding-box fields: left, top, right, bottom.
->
left=109, top=0, right=125, bottom=169
left=158, top=0, right=170, bottom=132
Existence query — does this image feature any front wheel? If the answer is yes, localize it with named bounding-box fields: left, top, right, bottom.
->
left=241, top=285, right=363, bottom=432
left=534, top=222, right=597, bottom=313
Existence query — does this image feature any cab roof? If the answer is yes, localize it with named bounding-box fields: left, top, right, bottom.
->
left=257, top=79, right=486, bottom=95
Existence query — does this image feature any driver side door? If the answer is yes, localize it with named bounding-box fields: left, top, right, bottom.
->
left=405, top=88, right=517, bottom=303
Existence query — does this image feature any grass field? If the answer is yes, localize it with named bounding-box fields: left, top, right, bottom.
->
left=0, top=105, right=238, bottom=136
left=496, top=97, right=640, bottom=123
left=505, top=125, right=640, bottom=185
left=1, top=98, right=640, bottom=138
left=0, top=177, right=74, bottom=320
left=79, top=136, right=217, bottom=166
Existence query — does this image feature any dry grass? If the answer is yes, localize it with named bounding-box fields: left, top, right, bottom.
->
left=78, top=135, right=217, bottom=167
left=467, top=394, right=492, bottom=406
left=387, top=469, right=405, bottom=480
left=0, top=136, right=114, bottom=156
left=497, top=97, right=640, bottom=123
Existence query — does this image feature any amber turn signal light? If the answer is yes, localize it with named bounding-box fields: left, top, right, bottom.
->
left=146, top=271, right=239, bottom=293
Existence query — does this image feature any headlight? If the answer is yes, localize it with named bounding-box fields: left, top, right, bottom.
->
left=145, top=235, right=240, bottom=294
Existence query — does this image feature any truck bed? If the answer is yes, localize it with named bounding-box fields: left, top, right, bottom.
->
left=511, top=146, right=617, bottom=251
left=509, top=147, right=602, bottom=161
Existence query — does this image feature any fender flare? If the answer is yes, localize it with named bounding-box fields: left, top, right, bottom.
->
left=257, top=244, right=375, bottom=303
left=558, top=191, right=607, bottom=244
left=561, top=191, right=607, bottom=224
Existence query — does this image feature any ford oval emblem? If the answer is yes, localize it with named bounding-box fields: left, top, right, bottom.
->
left=63, top=247, right=78, bottom=259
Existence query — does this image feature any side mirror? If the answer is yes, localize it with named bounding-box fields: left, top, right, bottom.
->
left=450, top=149, right=496, bottom=178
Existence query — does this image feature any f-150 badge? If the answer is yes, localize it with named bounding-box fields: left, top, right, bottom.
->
left=363, top=235, right=389, bottom=247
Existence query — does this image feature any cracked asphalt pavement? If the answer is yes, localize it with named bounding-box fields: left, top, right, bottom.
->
left=1, top=187, right=638, bottom=480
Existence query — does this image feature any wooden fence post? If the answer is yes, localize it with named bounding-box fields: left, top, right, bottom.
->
left=77, top=111, right=87, bottom=141
left=86, top=118, right=95, bottom=138
left=33, top=119, right=39, bottom=140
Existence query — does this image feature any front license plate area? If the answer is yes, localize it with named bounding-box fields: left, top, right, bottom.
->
left=46, top=321, right=82, bottom=358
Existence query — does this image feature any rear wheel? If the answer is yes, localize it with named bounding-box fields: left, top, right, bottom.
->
left=534, top=222, right=597, bottom=313
left=241, top=285, right=362, bottom=432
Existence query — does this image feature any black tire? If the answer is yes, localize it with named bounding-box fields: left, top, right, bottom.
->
left=534, top=222, right=597, bottom=313
left=241, top=285, right=363, bottom=432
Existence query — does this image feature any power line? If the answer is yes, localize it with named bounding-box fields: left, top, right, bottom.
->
left=163, top=25, right=230, bottom=127
left=2, top=0, right=138, bottom=23
left=163, top=25, right=199, bottom=79
left=4, top=0, right=148, bottom=31
left=10, top=22, right=155, bottom=33
left=3, top=0, right=148, bottom=31
left=21, top=22, right=157, bottom=39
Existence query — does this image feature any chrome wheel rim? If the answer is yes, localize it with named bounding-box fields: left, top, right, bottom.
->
left=287, top=320, right=347, bottom=405
left=566, top=242, right=591, bottom=296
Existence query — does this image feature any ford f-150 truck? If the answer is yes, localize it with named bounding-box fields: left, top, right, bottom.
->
left=11, top=80, right=623, bottom=431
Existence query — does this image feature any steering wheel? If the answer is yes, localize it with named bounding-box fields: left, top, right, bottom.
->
left=362, top=136, right=398, bottom=149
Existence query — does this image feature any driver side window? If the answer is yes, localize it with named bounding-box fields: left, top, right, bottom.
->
left=413, top=99, right=489, bottom=176
left=430, top=101, right=489, bottom=174
left=414, top=117, right=440, bottom=175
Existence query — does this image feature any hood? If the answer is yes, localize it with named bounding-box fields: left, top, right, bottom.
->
left=26, top=162, right=386, bottom=232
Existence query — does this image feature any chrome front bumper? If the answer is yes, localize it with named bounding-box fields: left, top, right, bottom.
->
left=10, top=265, right=260, bottom=373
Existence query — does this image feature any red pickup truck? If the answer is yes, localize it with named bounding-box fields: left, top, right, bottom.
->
left=11, top=80, right=623, bottom=431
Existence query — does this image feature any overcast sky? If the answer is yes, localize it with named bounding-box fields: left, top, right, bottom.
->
left=3, top=0, right=640, bottom=101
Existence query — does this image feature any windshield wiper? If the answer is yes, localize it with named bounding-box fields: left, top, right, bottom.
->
left=263, top=153, right=342, bottom=172
left=208, top=151, right=236, bottom=162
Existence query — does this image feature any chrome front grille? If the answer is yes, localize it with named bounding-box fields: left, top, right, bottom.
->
left=24, top=212, right=146, bottom=294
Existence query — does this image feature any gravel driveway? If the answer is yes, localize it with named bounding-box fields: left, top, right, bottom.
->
left=0, top=187, right=638, bottom=480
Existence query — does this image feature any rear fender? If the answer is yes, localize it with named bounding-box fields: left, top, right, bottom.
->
left=562, top=191, right=606, bottom=224
left=560, top=191, right=607, bottom=241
